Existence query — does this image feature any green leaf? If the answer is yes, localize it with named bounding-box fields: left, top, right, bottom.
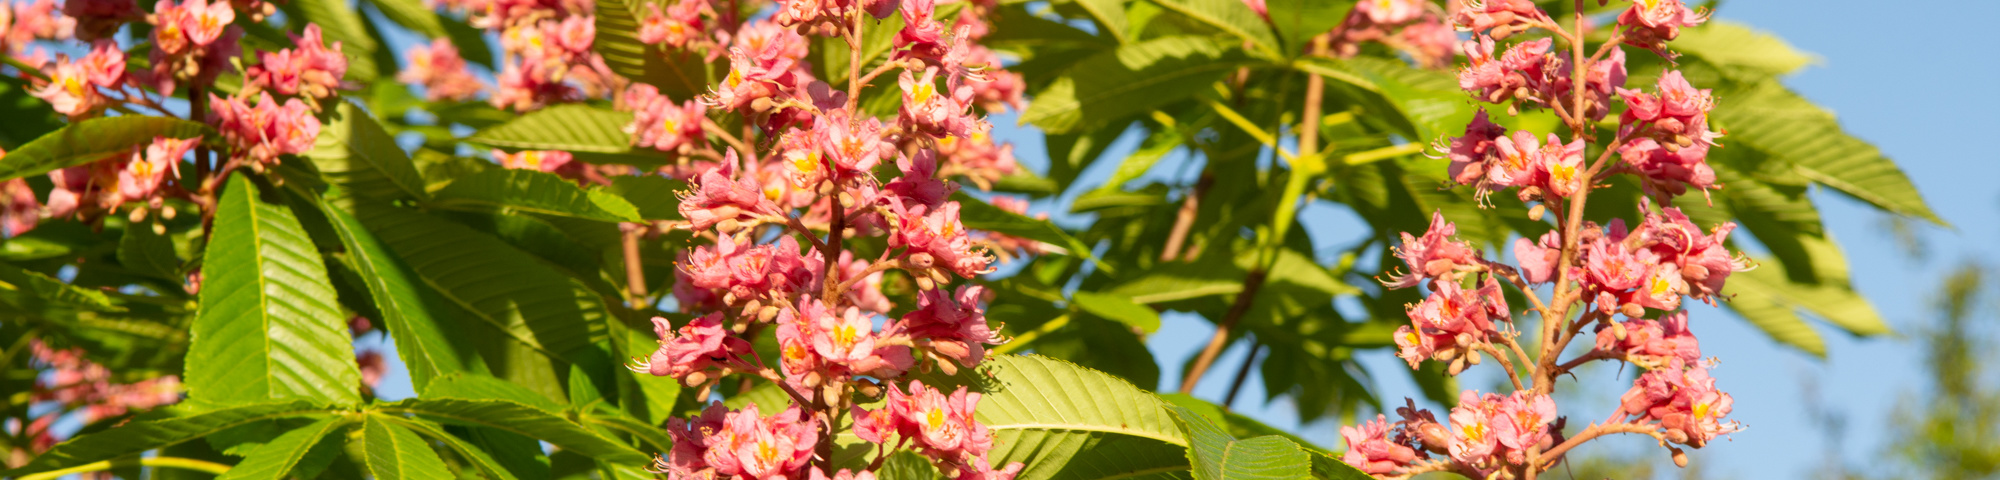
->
left=469, top=104, right=672, bottom=167
left=1720, top=270, right=1826, bottom=357
left=1150, top=0, right=1280, bottom=57
left=1107, top=253, right=1249, bottom=304
left=216, top=416, right=353, bottom=480
left=1713, top=80, right=1942, bottom=224
left=375, top=416, right=524, bottom=480
left=1672, top=22, right=1815, bottom=78
left=350, top=204, right=610, bottom=363
left=373, top=398, right=651, bottom=465
left=1156, top=394, right=1327, bottom=455
left=0, top=116, right=211, bottom=181
left=1021, top=36, right=1251, bottom=134
left=117, top=222, right=183, bottom=280
left=443, top=17, right=497, bottom=69
left=1074, top=0, right=1130, bottom=44
left=187, top=175, right=361, bottom=406
left=361, top=0, right=445, bottom=37
left=1266, top=0, right=1348, bottom=54
left=878, top=451, right=941, bottom=480
left=310, top=101, right=432, bottom=202
left=320, top=202, right=477, bottom=394
left=1166, top=405, right=1310, bottom=480
left=431, top=169, right=643, bottom=222
left=917, top=355, right=1192, bottom=480
left=1726, top=236, right=1891, bottom=341
left=594, top=0, right=712, bottom=98
left=424, top=372, right=568, bottom=413
left=1072, top=291, right=1162, bottom=334
left=4, top=402, right=332, bottom=476
left=577, top=407, right=676, bottom=454
left=0, top=262, right=121, bottom=312
left=603, top=175, right=687, bottom=220
left=364, top=414, right=456, bottom=480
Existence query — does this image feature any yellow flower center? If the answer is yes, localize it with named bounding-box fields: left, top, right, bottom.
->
left=1649, top=275, right=1673, bottom=297
left=926, top=408, right=946, bottom=430
left=834, top=324, right=859, bottom=349
left=1693, top=402, right=1710, bottom=420
left=1548, top=162, right=1577, bottom=187
left=131, top=160, right=155, bottom=178
left=62, top=76, right=85, bottom=99
left=912, top=82, right=935, bottom=104
left=522, top=151, right=544, bottom=169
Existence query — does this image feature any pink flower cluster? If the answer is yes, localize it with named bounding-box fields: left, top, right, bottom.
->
left=398, top=38, right=484, bottom=101
left=660, top=403, right=821, bottom=479
left=1615, top=358, right=1738, bottom=448
left=1615, top=71, right=1724, bottom=201
left=1514, top=202, right=1746, bottom=315
left=1327, top=0, right=1458, bottom=68
left=42, top=136, right=198, bottom=220
left=1358, top=1, right=1743, bottom=477
left=242, top=24, right=348, bottom=101
left=30, top=40, right=124, bottom=118
left=625, top=84, right=710, bottom=154
left=852, top=381, right=1022, bottom=480
left=143, top=0, right=241, bottom=97
left=208, top=92, right=321, bottom=165
left=29, top=340, right=183, bottom=427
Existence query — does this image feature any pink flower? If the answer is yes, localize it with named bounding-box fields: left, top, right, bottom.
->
left=679, top=153, right=783, bottom=230
left=895, top=0, right=946, bottom=61
left=80, top=40, right=124, bottom=88
left=1357, top=0, right=1422, bottom=25
left=624, top=84, right=709, bottom=154
left=208, top=92, right=319, bottom=164
left=494, top=149, right=573, bottom=172
left=1618, top=0, right=1708, bottom=54
left=117, top=136, right=196, bottom=201
left=356, top=350, right=386, bottom=388
left=32, top=57, right=102, bottom=118
left=1381, top=211, right=1481, bottom=289
left=1490, top=391, right=1556, bottom=457
left=1595, top=310, right=1701, bottom=365
left=890, top=201, right=993, bottom=279
left=64, top=0, right=139, bottom=40
left=399, top=38, right=484, bottom=101
left=1340, top=414, right=1420, bottom=475
left=898, top=285, right=1004, bottom=369
left=1511, top=231, right=1560, bottom=284
left=2, top=178, right=40, bottom=237
left=880, top=381, right=996, bottom=460
left=806, top=301, right=881, bottom=367
left=1450, top=0, right=1538, bottom=34
left=1445, top=109, right=1507, bottom=187
left=1406, top=279, right=1506, bottom=342
left=1448, top=390, right=1503, bottom=464
left=179, top=0, right=232, bottom=46
left=665, top=403, right=819, bottom=479
left=635, top=314, right=753, bottom=386
left=1617, top=359, right=1737, bottom=448
left=1392, top=325, right=1441, bottom=369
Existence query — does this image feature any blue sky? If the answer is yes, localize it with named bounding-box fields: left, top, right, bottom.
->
left=360, top=1, right=2000, bottom=478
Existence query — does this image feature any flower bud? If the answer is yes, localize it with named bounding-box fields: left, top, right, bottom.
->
left=1528, top=204, right=1546, bottom=220
left=757, top=305, right=781, bottom=323
left=907, top=252, right=935, bottom=269
left=1671, top=447, right=1689, bottom=468
left=1466, top=348, right=1482, bottom=365
left=717, top=218, right=743, bottom=234
left=128, top=207, right=147, bottom=223
left=162, top=205, right=177, bottom=220
left=1622, top=302, right=1646, bottom=318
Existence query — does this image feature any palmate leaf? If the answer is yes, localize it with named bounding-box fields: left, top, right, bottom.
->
left=1713, top=79, right=1942, bottom=224
left=1720, top=270, right=1827, bottom=357
left=310, top=101, right=432, bottom=202
left=1071, top=291, right=1162, bottom=334
left=348, top=203, right=609, bottom=364
left=374, top=416, right=524, bottom=480
left=0, top=261, right=121, bottom=312
left=363, top=414, right=457, bottom=480
left=594, top=0, right=712, bottom=97
left=372, top=398, right=651, bottom=465
left=319, top=200, right=478, bottom=394
left=1149, top=0, right=1281, bottom=58
left=432, top=169, right=643, bottom=222
left=468, top=104, right=672, bottom=167
left=1266, top=0, right=1349, bottom=54
left=603, top=175, right=687, bottom=220
left=1156, top=394, right=1327, bottom=455
left=117, top=222, right=183, bottom=280
left=1672, top=22, right=1815, bottom=79
left=877, top=451, right=942, bottom=480
left=1165, top=405, right=1330, bottom=480
left=216, top=416, right=353, bottom=480
left=0, top=116, right=212, bottom=181
left=4, top=402, right=333, bottom=476
left=186, top=175, right=362, bottom=407
left=1073, top=0, right=1129, bottom=44
left=1021, top=36, right=1253, bottom=134
left=1724, top=234, right=1891, bottom=343
left=361, top=0, right=445, bottom=37
left=917, top=355, right=1193, bottom=480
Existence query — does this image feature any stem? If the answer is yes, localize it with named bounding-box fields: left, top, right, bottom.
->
left=1479, top=344, right=1526, bottom=391
left=623, top=225, right=648, bottom=306
left=830, top=258, right=904, bottom=299
left=18, top=457, right=232, bottom=480
left=1533, top=422, right=1664, bottom=471
left=1161, top=173, right=1212, bottom=262
left=1221, top=340, right=1261, bottom=409
left=1177, top=270, right=1268, bottom=393
left=1179, top=33, right=1332, bottom=394
left=1537, top=0, right=1596, bottom=397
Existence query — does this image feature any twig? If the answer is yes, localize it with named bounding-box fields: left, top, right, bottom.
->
left=623, top=225, right=649, bottom=306
left=1221, top=340, right=1261, bottom=409
left=1160, top=173, right=1212, bottom=262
